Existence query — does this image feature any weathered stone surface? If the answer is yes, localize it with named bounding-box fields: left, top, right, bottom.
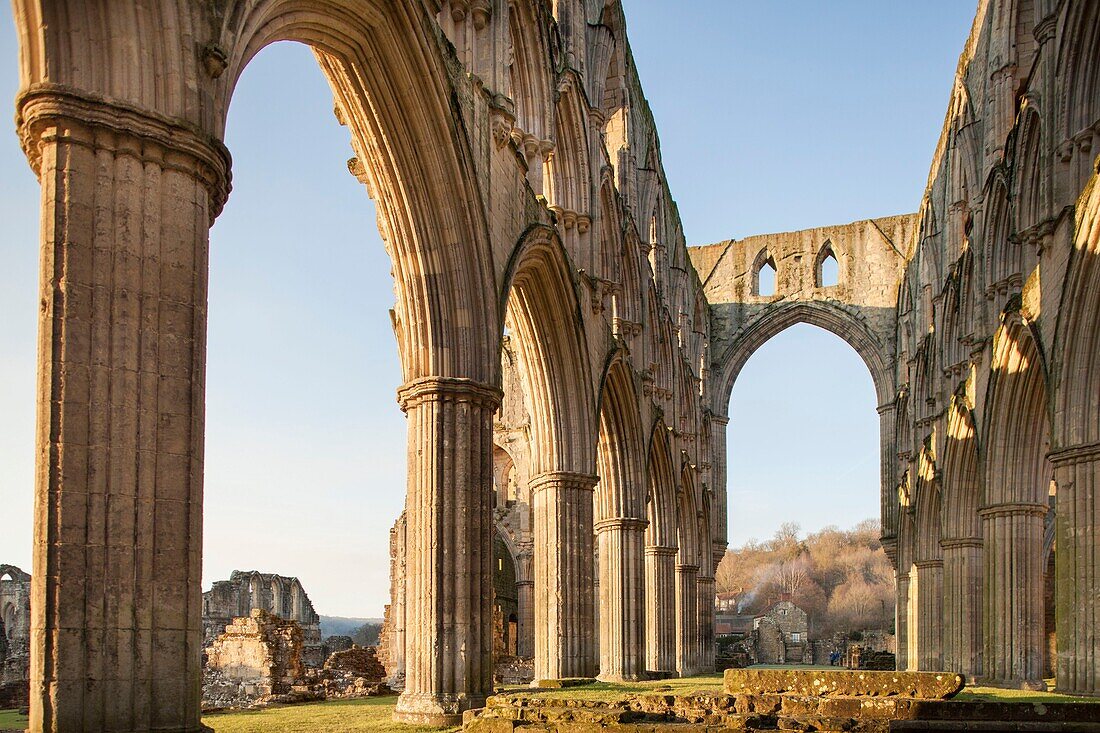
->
left=724, top=669, right=964, bottom=699
left=9, top=0, right=1100, bottom=728
left=323, top=646, right=386, bottom=681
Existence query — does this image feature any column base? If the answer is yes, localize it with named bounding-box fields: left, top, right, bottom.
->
left=393, top=691, right=485, bottom=726
left=529, top=677, right=597, bottom=689
left=596, top=672, right=646, bottom=683
left=977, top=678, right=1049, bottom=692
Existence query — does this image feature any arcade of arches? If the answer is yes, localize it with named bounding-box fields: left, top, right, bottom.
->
left=6, top=0, right=1100, bottom=729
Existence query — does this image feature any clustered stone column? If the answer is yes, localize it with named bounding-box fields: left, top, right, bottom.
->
left=531, top=472, right=599, bottom=681
left=1052, top=444, right=1100, bottom=694
left=675, top=563, right=699, bottom=675
left=595, top=518, right=646, bottom=681
left=515, top=551, right=535, bottom=659
left=941, top=537, right=983, bottom=677
left=644, top=546, right=677, bottom=674
left=980, top=502, right=1047, bottom=689
left=895, top=572, right=910, bottom=672
left=909, top=560, right=944, bottom=671
left=18, top=88, right=230, bottom=733
left=393, top=377, right=502, bottom=725
left=696, top=573, right=716, bottom=671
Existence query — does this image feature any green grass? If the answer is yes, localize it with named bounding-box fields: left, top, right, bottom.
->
left=203, top=697, right=458, bottom=732
left=0, top=708, right=29, bottom=731
left=954, top=683, right=1099, bottom=704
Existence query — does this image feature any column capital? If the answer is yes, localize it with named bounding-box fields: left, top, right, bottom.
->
left=644, top=545, right=678, bottom=557
left=17, top=84, right=232, bottom=219
left=940, top=537, right=983, bottom=551
left=978, top=502, right=1049, bottom=519
left=594, top=517, right=648, bottom=533
left=1048, top=441, right=1100, bottom=466
left=913, top=559, right=944, bottom=570
left=396, top=376, right=503, bottom=411
left=675, top=564, right=699, bottom=574
left=529, top=471, right=599, bottom=495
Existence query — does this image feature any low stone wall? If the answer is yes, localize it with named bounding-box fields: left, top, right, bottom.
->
left=324, top=646, right=386, bottom=681
left=464, top=690, right=1100, bottom=732
left=464, top=670, right=1097, bottom=731
left=723, top=669, right=965, bottom=699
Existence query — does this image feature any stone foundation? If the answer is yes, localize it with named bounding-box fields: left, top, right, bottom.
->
left=464, top=690, right=1100, bottom=732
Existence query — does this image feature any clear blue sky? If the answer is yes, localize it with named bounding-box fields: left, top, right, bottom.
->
left=0, top=2, right=975, bottom=616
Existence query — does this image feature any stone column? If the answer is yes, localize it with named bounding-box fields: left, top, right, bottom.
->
left=1052, top=445, right=1100, bottom=694
left=910, top=560, right=944, bottom=671
left=515, top=551, right=535, bottom=659
left=981, top=502, right=1047, bottom=689
left=18, top=89, right=230, bottom=733
left=675, top=564, right=699, bottom=676
left=393, top=378, right=502, bottom=725
left=895, top=573, right=910, bottom=671
left=531, top=472, right=599, bottom=681
left=877, top=403, right=899, bottom=544
left=595, top=518, right=646, bottom=681
left=696, top=574, right=716, bottom=672
left=644, top=546, right=677, bottom=674
left=941, top=538, right=983, bottom=677
left=710, top=415, right=730, bottom=549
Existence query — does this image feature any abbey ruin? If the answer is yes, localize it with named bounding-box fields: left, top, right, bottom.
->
left=5, top=0, right=1100, bottom=729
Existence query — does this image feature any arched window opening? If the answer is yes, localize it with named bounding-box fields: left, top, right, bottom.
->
left=754, top=256, right=777, bottom=297
left=816, top=244, right=839, bottom=288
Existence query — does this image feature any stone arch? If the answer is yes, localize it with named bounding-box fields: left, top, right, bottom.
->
left=714, top=301, right=894, bottom=415
left=598, top=173, right=623, bottom=284
left=501, top=224, right=597, bottom=682
left=982, top=171, right=1021, bottom=300
left=502, top=225, right=596, bottom=476
left=13, top=3, right=506, bottom=725
left=546, top=73, right=594, bottom=226
left=249, top=573, right=264, bottom=613
left=1058, top=0, right=1100, bottom=145
left=675, top=462, right=701, bottom=675
left=270, top=578, right=283, bottom=618
left=980, top=310, right=1053, bottom=688
left=493, top=443, right=518, bottom=508
left=596, top=354, right=646, bottom=521
left=492, top=530, right=519, bottom=659
left=940, top=393, right=984, bottom=677
left=1013, top=106, right=1045, bottom=236
left=289, top=578, right=307, bottom=623
left=507, top=0, right=553, bottom=143
left=594, top=352, right=647, bottom=680
left=644, top=420, right=678, bottom=675
left=909, top=441, right=944, bottom=671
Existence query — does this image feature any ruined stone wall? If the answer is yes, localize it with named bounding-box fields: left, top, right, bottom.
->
left=202, top=571, right=322, bottom=650
left=0, top=565, right=31, bottom=706
left=205, top=610, right=305, bottom=694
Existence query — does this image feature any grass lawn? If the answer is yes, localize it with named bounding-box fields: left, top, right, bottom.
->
left=203, top=697, right=458, bottom=732
left=0, top=708, right=28, bottom=731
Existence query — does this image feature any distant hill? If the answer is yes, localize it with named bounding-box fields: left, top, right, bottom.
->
left=319, top=615, right=383, bottom=639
